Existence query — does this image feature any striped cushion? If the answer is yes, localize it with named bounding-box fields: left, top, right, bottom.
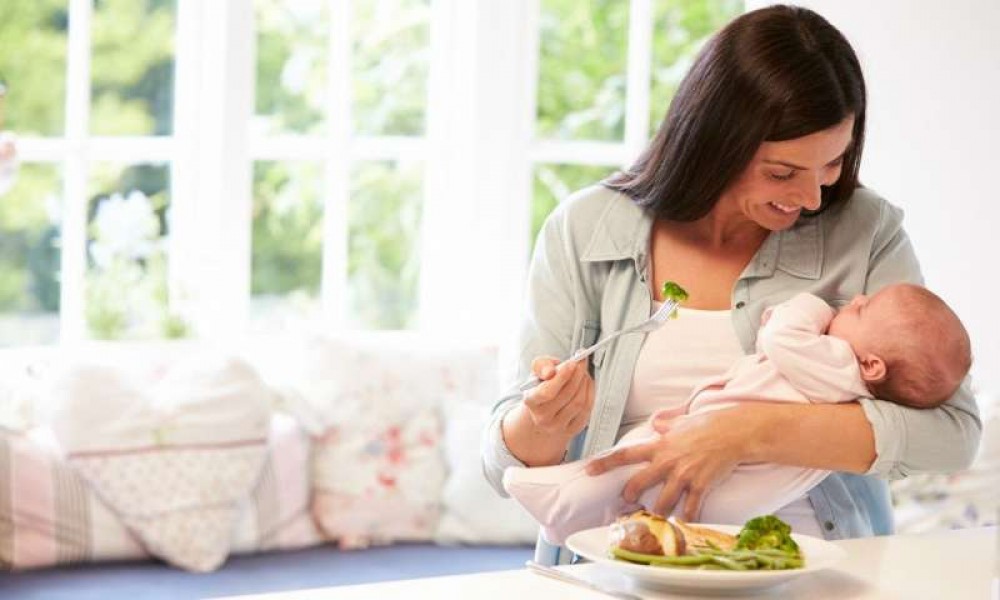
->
left=0, top=427, right=142, bottom=570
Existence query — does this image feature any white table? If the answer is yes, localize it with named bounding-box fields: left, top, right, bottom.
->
left=216, top=527, right=998, bottom=599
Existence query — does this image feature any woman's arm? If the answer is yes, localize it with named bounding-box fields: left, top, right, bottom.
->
left=481, top=204, right=596, bottom=495
left=857, top=199, right=981, bottom=477
left=586, top=400, right=875, bottom=520
left=743, top=401, right=875, bottom=472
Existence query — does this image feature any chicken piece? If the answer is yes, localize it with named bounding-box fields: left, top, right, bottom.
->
left=672, top=518, right=738, bottom=552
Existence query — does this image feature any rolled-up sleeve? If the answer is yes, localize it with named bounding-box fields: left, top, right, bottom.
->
left=860, top=377, right=980, bottom=479
left=481, top=390, right=527, bottom=497
left=859, top=200, right=982, bottom=479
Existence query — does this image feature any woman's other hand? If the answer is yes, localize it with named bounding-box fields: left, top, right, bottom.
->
left=586, top=405, right=757, bottom=521
left=501, top=356, right=594, bottom=467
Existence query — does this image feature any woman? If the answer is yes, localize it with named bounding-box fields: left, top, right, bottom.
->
left=481, top=5, right=981, bottom=565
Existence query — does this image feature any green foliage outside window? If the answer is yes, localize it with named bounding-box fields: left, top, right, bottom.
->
left=254, top=0, right=328, bottom=134
left=85, top=164, right=185, bottom=340
left=650, top=0, right=742, bottom=133
left=536, top=0, right=741, bottom=142
left=537, top=0, right=630, bottom=142
left=348, top=161, right=422, bottom=329
left=352, top=0, right=430, bottom=136
left=0, top=1, right=178, bottom=343
left=0, top=165, right=61, bottom=314
left=253, top=0, right=430, bottom=138
left=251, top=161, right=324, bottom=298
left=253, top=0, right=429, bottom=329
left=90, top=0, right=175, bottom=136
left=0, top=1, right=67, bottom=135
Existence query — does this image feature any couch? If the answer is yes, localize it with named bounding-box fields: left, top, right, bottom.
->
left=0, top=335, right=538, bottom=598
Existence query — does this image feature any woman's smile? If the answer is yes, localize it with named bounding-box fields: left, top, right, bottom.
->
left=767, top=200, right=801, bottom=215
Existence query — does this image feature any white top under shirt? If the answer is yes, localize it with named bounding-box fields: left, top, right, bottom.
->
left=622, top=300, right=824, bottom=537
left=622, top=305, right=742, bottom=429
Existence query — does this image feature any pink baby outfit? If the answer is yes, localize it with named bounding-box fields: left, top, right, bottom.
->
left=502, top=293, right=871, bottom=545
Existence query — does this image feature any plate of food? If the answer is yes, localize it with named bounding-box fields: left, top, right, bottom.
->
left=565, top=510, right=847, bottom=595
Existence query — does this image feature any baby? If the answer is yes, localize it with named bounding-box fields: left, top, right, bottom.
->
left=502, top=283, right=972, bottom=545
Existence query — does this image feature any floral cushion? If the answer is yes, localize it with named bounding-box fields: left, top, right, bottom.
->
left=311, top=411, right=444, bottom=549
left=279, top=335, right=463, bottom=549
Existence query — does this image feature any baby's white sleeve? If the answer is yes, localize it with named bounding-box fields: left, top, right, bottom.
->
left=759, top=293, right=868, bottom=402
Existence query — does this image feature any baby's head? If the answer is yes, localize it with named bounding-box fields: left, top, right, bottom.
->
left=827, top=283, right=971, bottom=409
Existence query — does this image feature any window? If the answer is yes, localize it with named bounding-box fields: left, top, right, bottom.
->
left=0, top=2, right=68, bottom=345
left=1, top=0, right=741, bottom=346
left=1, top=0, right=178, bottom=343
left=250, top=0, right=430, bottom=331
left=529, top=0, right=743, bottom=250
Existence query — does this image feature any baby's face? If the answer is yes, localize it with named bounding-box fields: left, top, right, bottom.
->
left=827, top=291, right=894, bottom=355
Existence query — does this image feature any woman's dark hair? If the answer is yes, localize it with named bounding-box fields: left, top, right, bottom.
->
left=606, top=5, right=866, bottom=220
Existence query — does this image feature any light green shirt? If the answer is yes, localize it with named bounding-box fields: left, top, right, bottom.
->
left=482, top=184, right=981, bottom=565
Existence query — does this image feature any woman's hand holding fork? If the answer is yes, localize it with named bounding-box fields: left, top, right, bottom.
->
left=501, top=356, right=595, bottom=467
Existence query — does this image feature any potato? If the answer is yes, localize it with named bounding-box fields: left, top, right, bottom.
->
left=610, top=510, right=686, bottom=556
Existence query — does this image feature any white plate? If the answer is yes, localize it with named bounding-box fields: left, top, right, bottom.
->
left=565, top=524, right=847, bottom=596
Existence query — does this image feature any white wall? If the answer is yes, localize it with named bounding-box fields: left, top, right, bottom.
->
left=747, top=0, right=1000, bottom=394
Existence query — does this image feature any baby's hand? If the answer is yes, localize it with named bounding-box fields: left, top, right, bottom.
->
left=759, top=307, right=774, bottom=328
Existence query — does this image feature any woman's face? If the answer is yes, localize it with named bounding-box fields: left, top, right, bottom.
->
left=723, top=116, right=855, bottom=232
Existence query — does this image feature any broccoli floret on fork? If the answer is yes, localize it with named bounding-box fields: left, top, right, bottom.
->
left=661, top=281, right=689, bottom=319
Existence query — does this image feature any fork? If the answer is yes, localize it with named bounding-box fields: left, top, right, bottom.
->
left=518, top=298, right=681, bottom=392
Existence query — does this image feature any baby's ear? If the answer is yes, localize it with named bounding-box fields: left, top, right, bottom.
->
left=859, top=354, right=887, bottom=384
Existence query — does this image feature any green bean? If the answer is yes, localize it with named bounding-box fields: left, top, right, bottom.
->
left=753, top=553, right=804, bottom=570
left=611, top=547, right=714, bottom=566
left=611, top=545, right=804, bottom=571
left=708, top=555, right=749, bottom=570
left=754, top=548, right=803, bottom=558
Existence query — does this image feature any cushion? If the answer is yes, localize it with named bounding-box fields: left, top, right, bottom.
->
left=279, top=334, right=482, bottom=549
left=311, top=409, right=444, bottom=549
left=1, top=415, right=320, bottom=572
left=0, top=426, right=145, bottom=570
left=0, top=347, right=56, bottom=432
left=433, top=347, right=540, bottom=545
left=230, top=414, right=322, bottom=555
left=48, top=354, right=273, bottom=572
